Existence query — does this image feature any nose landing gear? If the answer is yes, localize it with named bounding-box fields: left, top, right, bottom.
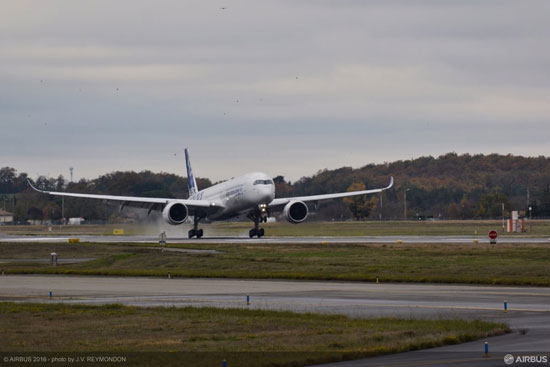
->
left=249, top=227, right=264, bottom=238
left=248, top=207, right=268, bottom=238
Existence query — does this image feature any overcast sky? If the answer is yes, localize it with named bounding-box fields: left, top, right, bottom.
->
left=2, top=0, right=549, bottom=183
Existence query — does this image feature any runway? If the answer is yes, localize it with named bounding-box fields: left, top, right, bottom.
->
left=1, top=275, right=550, bottom=366
left=2, top=234, right=550, bottom=244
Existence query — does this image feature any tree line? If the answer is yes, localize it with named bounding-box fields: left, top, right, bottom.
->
left=1, top=152, right=550, bottom=223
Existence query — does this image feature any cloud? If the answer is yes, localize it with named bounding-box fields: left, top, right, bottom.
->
left=1, top=0, right=549, bottom=182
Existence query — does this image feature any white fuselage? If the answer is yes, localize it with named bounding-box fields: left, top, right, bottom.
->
left=190, top=172, right=275, bottom=220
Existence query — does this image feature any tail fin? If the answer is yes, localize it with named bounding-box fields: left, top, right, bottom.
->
left=184, top=148, right=198, bottom=198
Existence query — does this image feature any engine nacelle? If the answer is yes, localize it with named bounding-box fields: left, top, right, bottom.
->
left=283, top=200, right=308, bottom=224
left=162, top=202, right=189, bottom=225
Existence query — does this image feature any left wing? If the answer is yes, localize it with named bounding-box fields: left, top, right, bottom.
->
left=268, top=176, right=393, bottom=208
left=27, top=180, right=222, bottom=215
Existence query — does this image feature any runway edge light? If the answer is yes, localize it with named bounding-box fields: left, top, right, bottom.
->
left=484, top=341, right=489, bottom=357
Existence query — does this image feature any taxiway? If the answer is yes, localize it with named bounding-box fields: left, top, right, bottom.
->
left=1, top=275, right=549, bottom=366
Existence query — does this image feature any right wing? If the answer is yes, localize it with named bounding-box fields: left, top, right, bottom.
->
left=268, top=176, right=393, bottom=209
left=27, top=180, right=222, bottom=215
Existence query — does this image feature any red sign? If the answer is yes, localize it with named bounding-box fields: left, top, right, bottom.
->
left=488, top=230, right=498, bottom=240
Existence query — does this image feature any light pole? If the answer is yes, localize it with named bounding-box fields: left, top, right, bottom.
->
left=379, top=193, right=383, bottom=221
left=529, top=206, right=533, bottom=232
left=404, top=188, right=410, bottom=220
left=502, top=203, right=505, bottom=229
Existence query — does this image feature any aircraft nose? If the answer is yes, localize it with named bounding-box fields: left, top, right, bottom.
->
left=260, top=185, right=275, bottom=203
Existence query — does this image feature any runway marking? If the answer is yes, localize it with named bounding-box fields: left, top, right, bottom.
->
left=367, top=303, right=550, bottom=313
left=355, top=288, right=550, bottom=299
left=479, top=291, right=550, bottom=298
left=4, top=294, right=550, bottom=313
left=330, top=288, right=550, bottom=298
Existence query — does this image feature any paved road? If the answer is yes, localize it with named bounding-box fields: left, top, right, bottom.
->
left=1, top=275, right=549, bottom=366
left=2, top=234, right=550, bottom=244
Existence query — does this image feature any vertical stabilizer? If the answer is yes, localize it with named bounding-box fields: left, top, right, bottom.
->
left=184, top=148, right=198, bottom=198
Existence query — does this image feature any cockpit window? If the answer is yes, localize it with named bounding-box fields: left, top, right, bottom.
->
left=253, top=179, right=274, bottom=185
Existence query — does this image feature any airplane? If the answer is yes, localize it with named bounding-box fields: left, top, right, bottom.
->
left=28, top=149, right=394, bottom=238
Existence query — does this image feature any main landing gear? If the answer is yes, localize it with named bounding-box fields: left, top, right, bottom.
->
left=188, top=216, right=203, bottom=239
left=248, top=209, right=268, bottom=238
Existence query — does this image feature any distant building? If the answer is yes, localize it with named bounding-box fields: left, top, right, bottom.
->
left=68, top=217, right=85, bottom=225
left=0, top=209, right=14, bottom=223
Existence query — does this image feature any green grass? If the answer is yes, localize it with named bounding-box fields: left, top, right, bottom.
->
left=0, top=302, right=509, bottom=367
left=213, top=220, right=550, bottom=237
left=2, top=219, right=549, bottom=236
left=2, top=241, right=550, bottom=285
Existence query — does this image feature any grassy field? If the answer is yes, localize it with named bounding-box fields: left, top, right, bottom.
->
left=1, top=219, right=549, bottom=237
left=0, top=302, right=508, bottom=367
left=2, top=241, right=550, bottom=285
left=222, top=220, right=550, bottom=237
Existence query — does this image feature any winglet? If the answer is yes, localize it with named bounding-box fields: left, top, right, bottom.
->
left=387, top=176, right=394, bottom=190
left=27, top=179, right=47, bottom=193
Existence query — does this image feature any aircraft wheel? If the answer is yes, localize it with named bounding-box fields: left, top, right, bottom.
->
left=249, top=228, right=257, bottom=238
left=196, top=229, right=203, bottom=239
left=188, top=229, right=196, bottom=238
left=258, top=228, right=265, bottom=238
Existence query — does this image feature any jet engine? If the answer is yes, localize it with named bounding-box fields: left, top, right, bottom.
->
left=283, top=200, right=308, bottom=224
left=162, top=202, right=189, bottom=225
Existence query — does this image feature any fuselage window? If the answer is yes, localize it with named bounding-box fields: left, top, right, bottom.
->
left=253, top=180, right=274, bottom=185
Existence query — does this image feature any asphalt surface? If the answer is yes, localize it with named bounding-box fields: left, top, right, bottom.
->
left=2, top=234, right=550, bottom=244
left=1, top=275, right=549, bottom=366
